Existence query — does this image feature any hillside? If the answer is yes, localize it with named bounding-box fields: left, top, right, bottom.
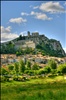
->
left=1, top=31, right=66, bottom=57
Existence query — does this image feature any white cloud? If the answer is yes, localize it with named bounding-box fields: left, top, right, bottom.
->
left=1, top=26, right=11, bottom=33
left=1, top=26, right=19, bottom=42
left=33, top=6, right=39, bottom=9
left=21, top=12, right=29, bottom=16
left=20, top=31, right=27, bottom=36
left=21, top=11, right=52, bottom=20
left=31, top=11, right=35, bottom=15
left=9, top=17, right=27, bottom=24
left=30, top=11, right=52, bottom=20
left=39, top=1, right=65, bottom=13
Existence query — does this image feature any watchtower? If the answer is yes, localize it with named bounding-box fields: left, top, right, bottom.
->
left=28, top=31, right=30, bottom=37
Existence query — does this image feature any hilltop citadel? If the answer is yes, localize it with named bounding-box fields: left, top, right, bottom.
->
left=1, top=31, right=65, bottom=57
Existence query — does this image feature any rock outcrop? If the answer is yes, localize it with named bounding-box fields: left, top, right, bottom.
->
left=1, top=31, right=65, bottom=57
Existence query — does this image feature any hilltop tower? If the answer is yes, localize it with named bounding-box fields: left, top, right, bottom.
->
left=28, top=31, right=30, bottom=37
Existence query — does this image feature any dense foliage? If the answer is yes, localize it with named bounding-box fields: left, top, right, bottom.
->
left=20, top=60, right=25, bottom=73
left=47, top=59, right=57, bottom=69
left=1, top=59, right=66, bottom=82
left=1, top=42, right=35, bottom=55
left=57, top=63, right=66, bottom=74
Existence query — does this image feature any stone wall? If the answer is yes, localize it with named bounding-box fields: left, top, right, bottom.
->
left=15, top=40, right=36, bottom=49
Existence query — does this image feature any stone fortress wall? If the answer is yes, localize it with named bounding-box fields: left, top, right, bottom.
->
left=14, top=31, right=40, bottom=49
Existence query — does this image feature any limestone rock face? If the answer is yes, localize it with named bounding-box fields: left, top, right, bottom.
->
left=48, top=39, right=65, bottom=56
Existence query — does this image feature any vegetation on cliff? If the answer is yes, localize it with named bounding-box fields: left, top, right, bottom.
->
left=1, top=33, right=65, bottom=57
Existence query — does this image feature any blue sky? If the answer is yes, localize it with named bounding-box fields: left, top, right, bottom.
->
left=1, top=1, right=66, bottom=52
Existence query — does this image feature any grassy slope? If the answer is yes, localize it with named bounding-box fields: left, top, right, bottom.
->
left=1, top=76, right=66, bottom=100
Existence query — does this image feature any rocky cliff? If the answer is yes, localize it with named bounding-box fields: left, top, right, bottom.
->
left=1, top=32, right=65, bottom=57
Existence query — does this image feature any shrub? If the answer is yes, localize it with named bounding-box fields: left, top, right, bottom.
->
left=13, top=75, right=19, bottom=81
left=57, top=63, right=66, bottom=74
left=1, top=67, right=9, bottom=75
left=9, top=70, right=16, bottom=75
left=8, top=65, right=14, bottom=72
left=51, top=69, right=57, bottom=74
left=38, top=69, right=45, bottom=75
left=24, top=70, right=29, bottom=74
left=16, top=51, right=22, bottom=56
left=0, top=75, right=12, bottom=82
left=44, top=66, right=51, bottom=74
left=41, top=52, right=46, bottom=56
left=0, top=76, right=6, bottom=82
left=13, top=75, right=28, bottom=81
left=20, top=60, right=25, bottom=73
left=48, top=59, right=57, bottom=69
left=32, top=63, right=39, bottom=70
left=25, top=70, right=35, bottom=76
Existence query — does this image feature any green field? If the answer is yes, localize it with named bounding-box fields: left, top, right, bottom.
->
left=1, top=76, right=66, bottom=100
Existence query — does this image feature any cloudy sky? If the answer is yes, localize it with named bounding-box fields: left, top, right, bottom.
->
left=1, top=1, right=66, bottom=52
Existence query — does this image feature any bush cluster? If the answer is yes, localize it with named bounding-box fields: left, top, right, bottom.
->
left=1, top=59, right=66, bottom=82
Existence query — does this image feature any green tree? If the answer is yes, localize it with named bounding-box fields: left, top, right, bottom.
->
left=57, top=63, right=66, bottom=74
left=8, top=65, right=14, bottom=71
left=38, top=69, right=45, bottom=75
left=26, top=60, right=31, bottom=69
left=20, top=60, right=25, bottom=73
left=1, top=67, right=9, bottom=75
left=44, top=66, right=51, bottom=74
left=1, top=41, right=16, bottom=54
left=14, top=62, right=19, bottom=74
left=24, top=47, right=30, bottom=54
left=16, top=51, right=22, bottom=56
left=48, top=59, right=57, bottom=69
left=8, top=65, right=14, bottom=75
left=19, top=35, right=22, bottom=40
left=32, top=63, right=39, bottom=70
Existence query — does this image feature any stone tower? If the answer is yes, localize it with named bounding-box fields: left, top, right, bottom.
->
left=28, top=31, right=30, bottom=37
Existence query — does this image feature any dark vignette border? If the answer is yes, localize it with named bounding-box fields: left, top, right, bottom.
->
left=0, top=0, right=65, bottom=99
left=1, top=0, right=66, bottom=1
